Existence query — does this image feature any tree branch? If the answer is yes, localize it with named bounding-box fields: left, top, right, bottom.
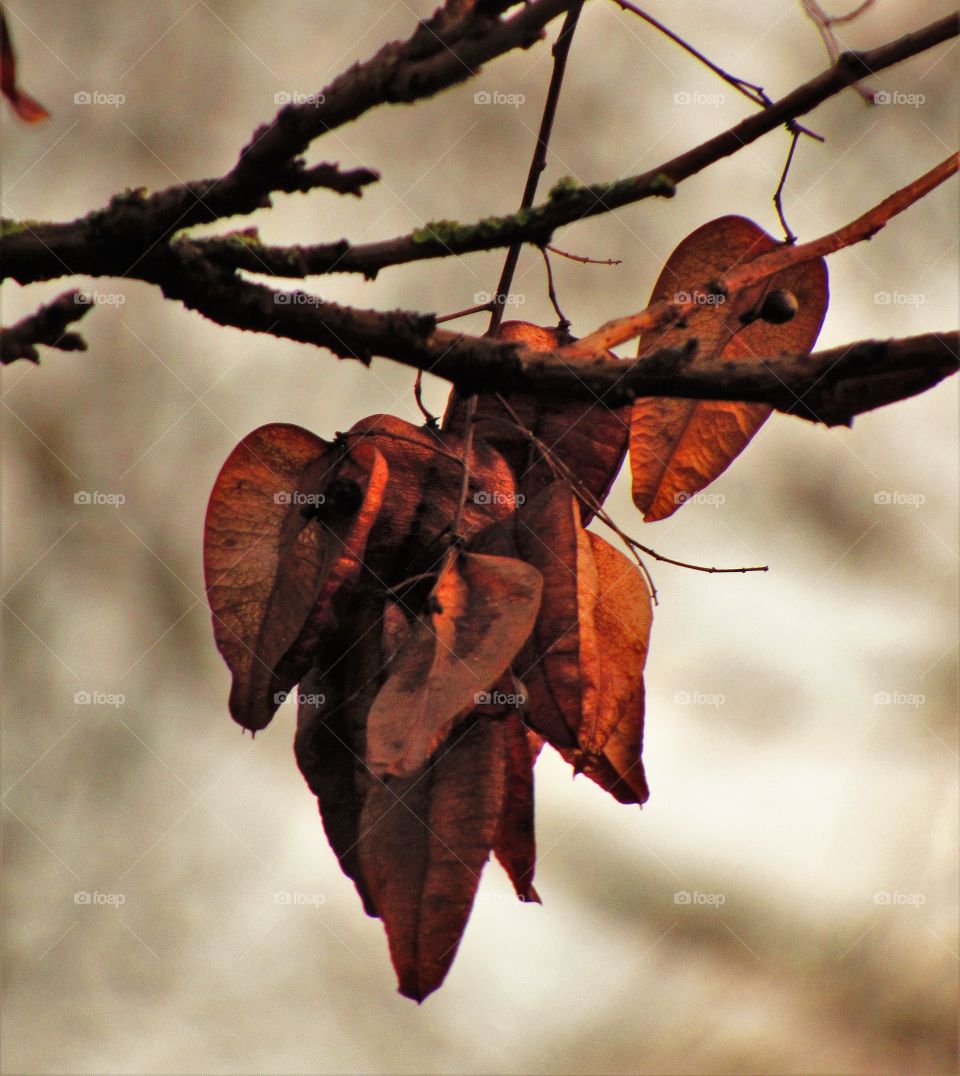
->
left=1, top=12, right=954, bottom=287
left=136, top=244, right=958, bottom=428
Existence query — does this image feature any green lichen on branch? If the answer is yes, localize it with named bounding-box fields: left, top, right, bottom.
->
left=408, top=172, right=677, bottom=251
left=0, top=218, right=46, bottom=237
left=222, top=228, right=264, bottom=249
left=548, top=173, right=676, bottom=206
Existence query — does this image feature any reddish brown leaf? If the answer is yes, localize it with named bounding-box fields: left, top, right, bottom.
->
left=360, top=715, right=507, bottom=1002
left=365, top=550, right=542, bottom=778
left=295, top=661, right=379, bottom=918
left=1, top=13, right=49, bottom=122
left=631, top=216, right=829, bottom=521
left=495, top=711, right=540, bottom=902
left=443, top=322, right=630, bottom=518
left=341, top=413, right=519, bottom=584
left=203, top=424, right=387, bottom=731
left=511, top=481, right=601, bottom=750
left=566, top=533, right=652, bottom=805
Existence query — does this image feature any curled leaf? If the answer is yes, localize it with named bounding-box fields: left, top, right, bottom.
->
left=365, top=550, right=542, bottom=778
left=566, top=533, right=652, bottom=805
left=203, top=424, right=386, bottom=731
left=631, top=216, right=829, bottom=521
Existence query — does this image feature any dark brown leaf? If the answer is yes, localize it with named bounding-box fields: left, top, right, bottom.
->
left=359, top=716, right=507, bottom=1002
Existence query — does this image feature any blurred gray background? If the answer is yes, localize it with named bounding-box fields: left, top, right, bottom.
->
left=2, top=2, right=957, bottom=1073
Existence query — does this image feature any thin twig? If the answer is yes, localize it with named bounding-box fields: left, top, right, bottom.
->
left=612, top=0, right=824, bottom=142
left=435, top=302, right=493, bottom=323
left=413, top=371, right=438, bottom=426
left=489, top=2, right=584, bottom=332
left=546, top=243, right=622, bottom=266
left=773, top=129, right=802, bottom=242
left=539, top=246, right=571, bottom=333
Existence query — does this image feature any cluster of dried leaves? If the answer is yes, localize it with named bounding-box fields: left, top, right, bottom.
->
left=203, top=216, right=828, bottom=1000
